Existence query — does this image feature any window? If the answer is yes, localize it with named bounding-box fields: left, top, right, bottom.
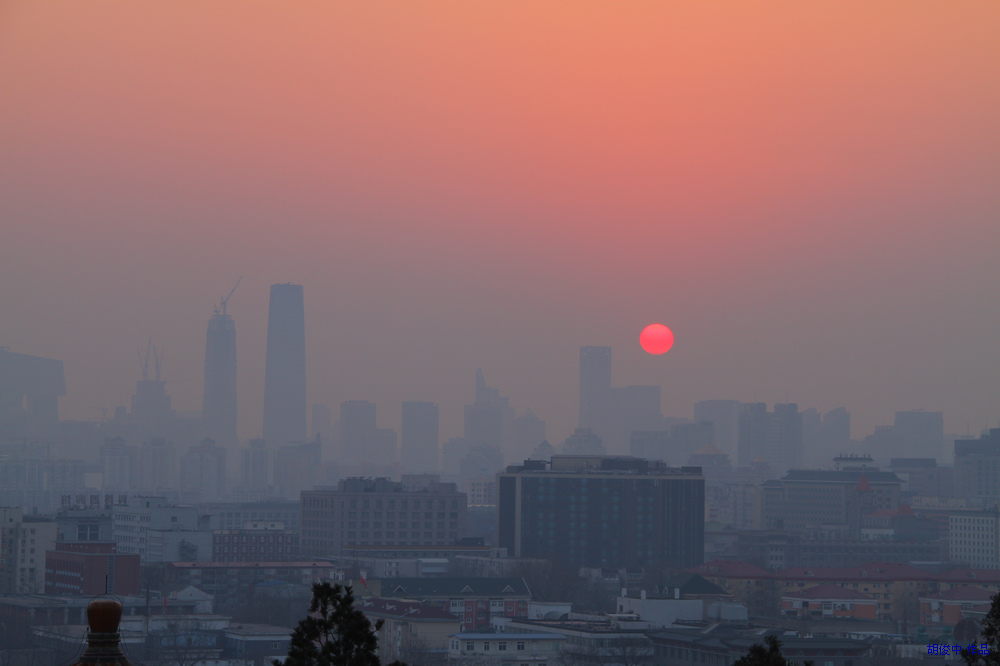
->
left=517, top=641, right=525, bottom=651
left=466, top=642, right=474, bottom=652
left=484, top=642, right=490, bottom=651
left=498, top=642, right=507, bottom=651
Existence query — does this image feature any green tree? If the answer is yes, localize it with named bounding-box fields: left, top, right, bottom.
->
left=274, top=582, right=406, bottom=666
left=962, top=592, right=1000, bottom=665
left=734, top=636, right=813, bottom=666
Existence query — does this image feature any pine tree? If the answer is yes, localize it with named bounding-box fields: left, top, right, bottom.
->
left=275, top=582, right=406, bottom=666
left=962, top=592, right=1000, bottom=665
left=734, top=636, right=812, bottom=666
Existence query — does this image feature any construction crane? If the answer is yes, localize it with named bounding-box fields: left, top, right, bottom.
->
left=215, top=276, right=243, bottom=316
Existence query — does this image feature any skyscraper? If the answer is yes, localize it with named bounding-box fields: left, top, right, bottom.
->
left=578, top=346, right=611, bottom=432
left=401, top=401, right=439, bottom=473
left=262, top=283, right=306, bottom=446
left=203, top=307, right=237, bottom=446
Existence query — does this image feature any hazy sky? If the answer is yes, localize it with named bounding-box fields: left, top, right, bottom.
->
left=2, top=2, right=999, bottom=446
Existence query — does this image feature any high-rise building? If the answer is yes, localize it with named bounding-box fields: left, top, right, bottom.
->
left=179, top=438, right=228, bottom=501
left=737, top=403, right=803, bottom=472
left=203, top=304, right=238, bottom=447
left=402, top=401, right=439, bottom=473
left=895, top=410, right=945, bottom=461
left=694, top=400, right=742, bottom=458
left=579, top=346, right=612, bottom=432
left=262, top=283, right=306, bottom=446
left=311, top=403, right=332, bottom=443
left=463, top=369, right=515, bottom=452
left=497, top=456, right=704, bottom=569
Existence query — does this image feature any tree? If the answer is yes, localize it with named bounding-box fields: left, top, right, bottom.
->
left=275, top=582, right=406, bottom=666
left=734, top=636, right=813, bottom=666
left=962, top=592, right=1000, bottom=665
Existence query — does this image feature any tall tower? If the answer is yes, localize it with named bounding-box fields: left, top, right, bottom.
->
left=578, top=346, right=612, bottom=432
left=263, top=283, right=306, bottom=446
left=203, top=287, right=238, bottom=446
left=402, top=401, right=439, bottom=473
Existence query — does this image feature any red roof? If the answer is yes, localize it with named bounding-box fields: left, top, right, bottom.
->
left=921, top=586, right=996, bottom=602
left=938, top=569, right=1000, bottom=584
left=775, top=562, right=931, bottom=581
left=784, top=584, right=875, bottom=601
left=856, top=473, right=872, bottom=492
left=688, top=560, right=771, bottom=579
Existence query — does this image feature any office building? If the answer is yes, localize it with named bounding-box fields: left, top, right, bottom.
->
left=401, top=401, right=439, bottom=473
left=262, top=283, right=306, bottom=446
left=950, top=510, right=1000, bottom=569
left=757, top=469, right=902, bottom=532
left=497, top=456, right=704, bottom=569
left=0, top=349, right=65, bottom=442
left=202, top=301, right=238, bottom=447
left=301, top=478, right=468, bottom=558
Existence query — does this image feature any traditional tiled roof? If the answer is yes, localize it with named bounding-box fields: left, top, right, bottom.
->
left=921, top=586, right=995, bottom=602
left=688, top=560, right=771, bottom=579
left=783, top=584, right=875, bottom=601
left=378, top=577, right=530, bottom=598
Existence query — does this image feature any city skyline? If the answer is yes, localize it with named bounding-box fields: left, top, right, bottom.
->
left=2, top=3, right=999, bottom=445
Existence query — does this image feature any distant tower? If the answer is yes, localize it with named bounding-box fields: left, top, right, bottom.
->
left=402, top=401, right=439, bottom=473
left=579, top=346, right=612, bottom=432
left=263, top=283, right=306, bottom=446
left=203, top=279, right=240, bottom=446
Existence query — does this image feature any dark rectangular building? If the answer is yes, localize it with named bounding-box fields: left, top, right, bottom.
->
left=498, top=455, right=704, bottom=570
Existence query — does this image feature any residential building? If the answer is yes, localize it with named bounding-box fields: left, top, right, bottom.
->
left=448, top=632, right=565, bottom=666
left=0, top=509, right=57, bottom=594
left=378, top=577, right=530, bottom=631
left=780, top=584, right=878, bottom=620
left=954, top=429, right=1000, bottom=502
left=497, top=456, right=704, bottom=570
left=402, top=401, right=440, bottom=474
left=360, top=597, right=460, bottom=665
left=920, top=586, right=994, bottom=627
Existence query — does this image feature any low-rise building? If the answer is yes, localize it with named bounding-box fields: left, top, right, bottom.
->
left=448, top=632, right=564, bottom=666
left=780, top=584, right=877, bottom=620
left=44, top=542, right=140, bottom=596
left=378, top=577, right=530, bottom=631
left=359, top=597, right=461, bottom=665
left=919, top=585, right=995, bottom=627
left=212, top=522, right=300, bottom=562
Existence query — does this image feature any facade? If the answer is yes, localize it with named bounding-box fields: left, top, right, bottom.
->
left=448, top=633, right=564, bottom=666
left=179, top=438, right=228, bottom=500
left=780, top=584, right=877, bottom=620
left=165, top=561, right=342, bottom=608
left=920, top=586, right=994, bottom=627
left=301, top=478, right=468, bottom=558
left=497, top=456, right=704, bottom=570
left=954, top=429, right=1000, bottom=502
left=202, top=306, right=238, bottom=447
left=1, top=508, right=58, bottom=594
left=578, top=346, right=612, bottom=434
left=204, top=500, right=301, bottom=532
left=950, top=510, right=1000, bottom=568
left=504, top=618, right=651, bottom=665
left=44, top=542, right=140, bottom=596
left=694, top=399, right=742, bottom=459
left=402, top=401, right=440, bottom=474
left=212, top=522, right=300, bottom=562
left=737, top=402, right=803, bottom=471
left=650, top=629, right=870, bottom=666
left=757, top=469, right=902, bottom=532
left=111, top=497, right=208, bottom=561
left=262, top=283, right=307, bottom=447
left=379, top=577, right=530, bottom=631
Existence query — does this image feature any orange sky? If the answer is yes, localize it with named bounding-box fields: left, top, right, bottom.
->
left=2, top=2, right=999, bottom=448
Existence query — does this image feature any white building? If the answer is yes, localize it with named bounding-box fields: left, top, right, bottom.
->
left=949, top=510, right=1000, bottom=569
left=112, top=496, right=212, bottom=561
left=448, top=632, right=565, bottom=666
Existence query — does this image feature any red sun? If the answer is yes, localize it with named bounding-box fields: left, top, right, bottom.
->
left=640, top=324, right=674, bottom=355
